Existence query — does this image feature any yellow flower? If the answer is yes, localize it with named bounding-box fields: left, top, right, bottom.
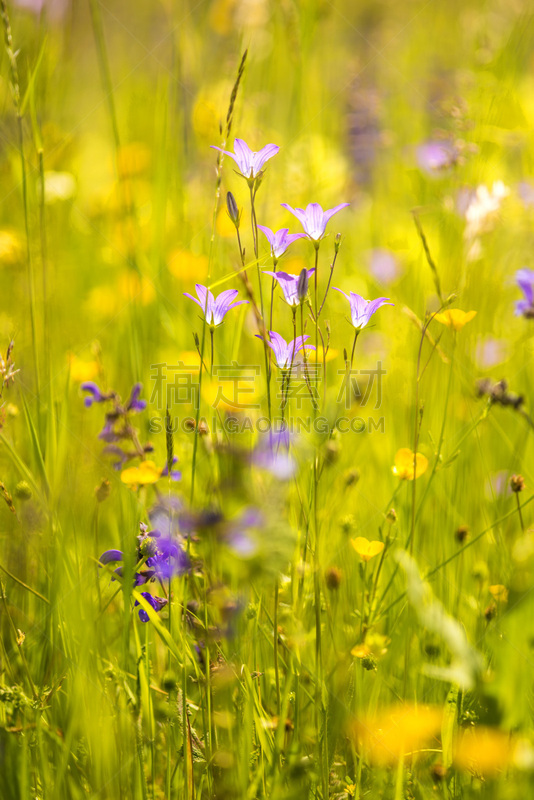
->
left=392, top=448, right=428, bottom=480
left=351, top=633, right=389, bottom=659
left=351, top=643, right=371, bottom=658
left=168, top=249, right=209, bottom=281
left=351, top=537, right=385, bottom=562
left=489, top=584, right=508, bottom=603
left=121, top=460, right=162, bottom=486
left=454, top=726, right=514, bottom=775
left=68, top=353, right=99, bottom=382
left=352, top=703, right=442, bottom=764
left=117, top=142, right=151, bottom=178
left=434, top=309, right=477, bottom=331
left=0, top=230, right=23, bottom=266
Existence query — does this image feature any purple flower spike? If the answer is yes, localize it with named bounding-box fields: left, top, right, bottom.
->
left=184, top=284, right=248, bottom=328
left=135, top=592, right=168, bottom=623
left=81, top=382, right=110, bottom=407
left=334, top=288, right=393, bottom=329
left=257, top=226, right=306, bottom=260
left=280, top=202, right=350, bottom=242
left=162, top=456, right=182, bottom=482
left=256, top=331, right=315, bottom=369
left=515, top=269, right=534, bottom=317
left=211, top=138, right=280, bottom=181
left=263, top=269, right=315, bottom=306
left=126, top=383, right=147, bottom=412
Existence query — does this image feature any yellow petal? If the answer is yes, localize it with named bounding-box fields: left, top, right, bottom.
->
left=489, top=584, right=508, bottom=603
left=454, top=727, right=514, bottom=775
left=353, top=704, right=442, bottom=764
left=121, top=460, right=162, bottom=486
left=350, top=536, right=385, bottom=561
left=392, top=448, right=428, bottom=480
left=434, top=309, right=477, bottom=331
left=68, top=354, right=99, bottom=382
left=351, top=643, right=371, bottom=658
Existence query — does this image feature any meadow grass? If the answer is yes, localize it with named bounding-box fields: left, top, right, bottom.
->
left=2, top=1, right=534, bottom=798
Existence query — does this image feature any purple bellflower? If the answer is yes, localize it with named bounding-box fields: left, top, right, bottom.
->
left=263, top=269, right=315, bottom=306
left=184, top=284, right=248, bottom=328
left=515, top=269, right=534, bottom=317
left=280, top=202, right=349, bottom=243
left=257, top=226, right=306, bottom=262
left=334, top=288, right=393, bottom=329
left=256, top=331, right=315, bottom=370
left=211, top=138, right=279, bottom=183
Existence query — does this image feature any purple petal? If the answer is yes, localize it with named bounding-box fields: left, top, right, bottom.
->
left=99, top=549, right=123, bottom=565
left=322, top=202, right=350, bottom=224
left=257, top=225, right=275, bottom=247
left=251, top=143, right=280, bottom=174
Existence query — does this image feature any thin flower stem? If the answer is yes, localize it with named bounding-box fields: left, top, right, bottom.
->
left=350, top=330, right=360, bottom=371
left=273, top=580, right=281, bottom=715
left=317, top=247, right=339, bottom=319
left=516, top=493, right=525, bottom=532
left=1, top=1, right=39, bottom=395
left=210, top=328, right=214, bottom=377
left=414, top=335, right=456, bottom=525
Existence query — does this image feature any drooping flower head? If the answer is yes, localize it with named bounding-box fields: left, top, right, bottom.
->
left=211, top=138, right=279, bottom=183
left=184, top=284, right=248, bottom=328
left=515, top=269, right=534, bottom=318
left=263, top=269, right=315, bottom=306
left=334, top=289, right=393, bottom=329
left=281, top=201, right=349, bottom=243
left=256, top=331, right=315, bottom=370
left=257, top=226, right=306, bottom=262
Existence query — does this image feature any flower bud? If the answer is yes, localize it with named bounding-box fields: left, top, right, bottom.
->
left=455, top=524, right=469, bottom=544
left=139, top=536, right=158, bottom=558
left=14, top=481, right=32, bottom=501
left=226, top=192, right=240, bottom=228
left=325, top=566, right=342, bottom=590
left=334, top=233, right=342, bottom=253
left=386, top=508, right=397, bottom=524
left=510, top=474, right=525, bottom=493
left=297, top=269, right=309, bottom=303
left=95, top=478, right=110, bottom=503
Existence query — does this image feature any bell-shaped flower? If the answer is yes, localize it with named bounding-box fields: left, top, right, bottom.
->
left=184, top=284, right=248, bottom=328
left=257, top=225, right=305, bottom=261
left=211, top=138, right=279, bottom=181
left=263, top=268, right=315, bottom=306
left=334, top=288, right=393, bottom=329
left=281, top=201, right=349, bottom=242
left=256, top=331, right=315, bottom=370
